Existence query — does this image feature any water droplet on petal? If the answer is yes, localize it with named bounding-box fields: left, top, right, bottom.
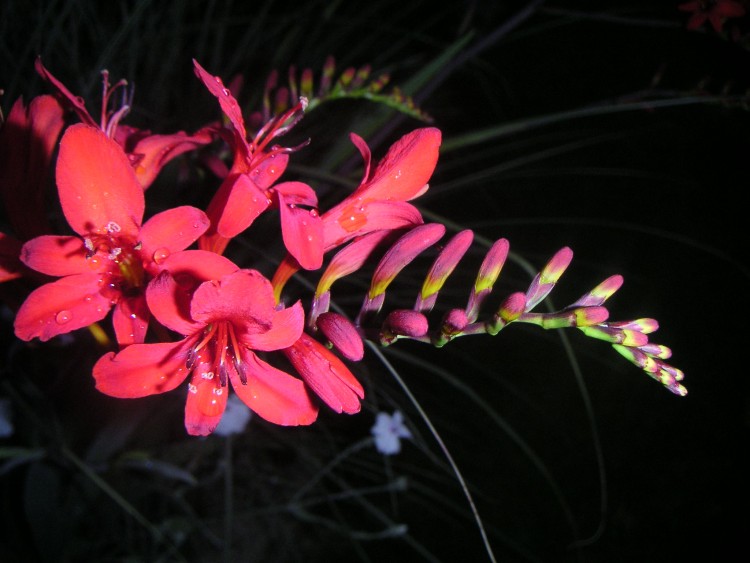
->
left=188, top=383, right=198, bottom=394
left=309, top=209, right=318, bottom=217
left=152, top=247, right=170, bottom=264
left=55, top=310, right=72, bottom=324
left=222, top=88, right=230, bottom=96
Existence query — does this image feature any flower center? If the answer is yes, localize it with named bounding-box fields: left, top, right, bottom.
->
left=84, top=221, right=144, bottom=292
left=186, top=321, right=247, bottom=388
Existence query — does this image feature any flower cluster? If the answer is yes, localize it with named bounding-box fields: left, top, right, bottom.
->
left=0, top=58, right=686, bottom=436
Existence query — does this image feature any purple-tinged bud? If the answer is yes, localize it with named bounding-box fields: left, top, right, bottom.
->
left=581, top=325, right=649, bottom=346
left=380, top=309, right=429, bottom=345
left=368, top=223, right=445, bottom=299
left=466, top=238, right=509, bottom=323
left=316, top=312, right=364, bottom=361
left=317, top=230, right=391, bottom=296
left=442, top=308, right=469, bottom=335
left=525, top=247, right=573, bottom=311
left=608, top=318, right=659, bottom=334
left=417, top=230, right=474, bottom=312
left=638, top=343, right=672, bottom=359
left=486, top=291, right=526, bottom=335
left=571, top=275, right=624, bottom=307
left=521, top=306, right=609, bottom=329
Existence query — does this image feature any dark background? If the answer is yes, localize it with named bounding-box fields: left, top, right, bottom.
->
left=1, top=1, right=748, bottom=562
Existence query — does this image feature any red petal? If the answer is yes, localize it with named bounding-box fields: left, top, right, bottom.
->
left=230, top=352, right=318, bottom=426
left=358, top=127, right=441, bottom=202
left=249, top=153, right=289, bottom=189
left=20, top=235, right=91, bottom=276
left=112, top=293, right=150, bottom=346
left=349, top=132, right=372, bottom=184
left=323, top=200, right=423, bottom=251
left=35, top=58, right=97, bottom=126
left=190, top=269, right=275, bottom=329
left=93, top=339, right=191, bottom=398
left=146, top=271, right=203, bottom=336
left=56, top=124, right=144, bottom=236
left=155, top=249, right=239, bottom=290
left=14, top=273, right=112, bottom=342
left=139, top=206, right=210, bottom=271
left=184, top=374, right=227, bottom=436
left=283, top=333, right=364, bottom=414
left=193, top=59, right=250, bottom=158
left=128, top=129, right=213, bottom=189
left=242, top=301, right=304, bottom=351
left=276, top=187, right=323, bottom=270
left=207, top=173, right=271, bottom=239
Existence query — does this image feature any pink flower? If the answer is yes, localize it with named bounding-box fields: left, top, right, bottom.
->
left=13, top=124, right=210, bottom=345
left=93, top=268, right=318, bottom=436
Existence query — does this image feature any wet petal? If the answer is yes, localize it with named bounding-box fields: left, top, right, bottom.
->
left=242, top=301, right=304, bottom=351
left=56, top=124, right=144, bottom=236
left=230, top=352, right=318, bottom=426
left=349, top=132, right=372, bottom=184
left=20, top=235, right=91, bottom=276
left=275, top=183, right=323, bottom=270
left=191, top=269, right=275, bottom=329
left=14, top=273, right=112, bottom=342
left=112, top=293, right=150, bottom=346
left=93, top=339, right=192, bottom=398
left=184, top=374, right=228, bottom=436
left=323, top=200, right=423, bottom=251
left=155, top=249, right=239, bottom=291
left=139, top=206, right=210, bottom=268
left=283, top=333, right=364, bottom=414
left=358, top=127, right=441, bottom=201
left=208, top=173, right=271, bottom=239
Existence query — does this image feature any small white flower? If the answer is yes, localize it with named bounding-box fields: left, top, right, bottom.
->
left=371, top=410, right=412, bottom=455
left=214, top=394, right=252, bottom=436
left=0, top=398, right=13, bottom=438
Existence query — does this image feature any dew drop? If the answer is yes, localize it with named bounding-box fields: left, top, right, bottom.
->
left=221, top=88, right=230, bottom=96
left=214, top=388, right=223, bottom=396
left=152, top=247, right=171, bottom=264
left=188, top=383, right=198, bottom=394
left=106, top=222, right=121, bottom=234
left=55, top=310, right=73, bottom=324
left=309, top=209, right=318, bottom=217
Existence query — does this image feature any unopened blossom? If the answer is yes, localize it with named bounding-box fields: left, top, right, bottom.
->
left=94, top=268, right=318, bottom=436
left=13, top=124, right=210, bottom=345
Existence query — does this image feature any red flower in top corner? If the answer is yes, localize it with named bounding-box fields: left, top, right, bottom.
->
left=678, top=0, right=746, bottom=32
left=14, top=124, right=210, bottom=345
left=93, top=268, right=318, bottom=436
left=35, top=58, right=213, bottom=190
left=193, top=60, right=324, bottom=269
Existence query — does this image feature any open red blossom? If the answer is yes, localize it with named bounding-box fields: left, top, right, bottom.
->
left=193, top=59, right=323, bottom=268
left=35, top=58, right=212, bottom=189
left=93, top=268, right=318, bottom=436
left=13, top=124, right=210, bottom=345
left=322, top=127, right=441, bottom=251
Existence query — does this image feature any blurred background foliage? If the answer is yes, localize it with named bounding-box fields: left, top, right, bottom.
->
left=1, top=1, right=748, bottom=562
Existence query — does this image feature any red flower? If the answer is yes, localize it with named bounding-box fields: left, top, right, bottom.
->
left=0, top=94, right=65, bottom=240
left=193, top=60, right=323, bottom=268
left=678, top=0, right=746, bottom=32
left=35, top=58, right=213, bottom=190
left=321, top=127, right=441, bottom=251
left=93, top=268, right=318, bottom=436
left=13, top=124, right=210, bottom=345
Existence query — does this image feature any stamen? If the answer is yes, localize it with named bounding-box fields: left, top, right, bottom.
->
left=227, top=323, right=247, bottom=385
